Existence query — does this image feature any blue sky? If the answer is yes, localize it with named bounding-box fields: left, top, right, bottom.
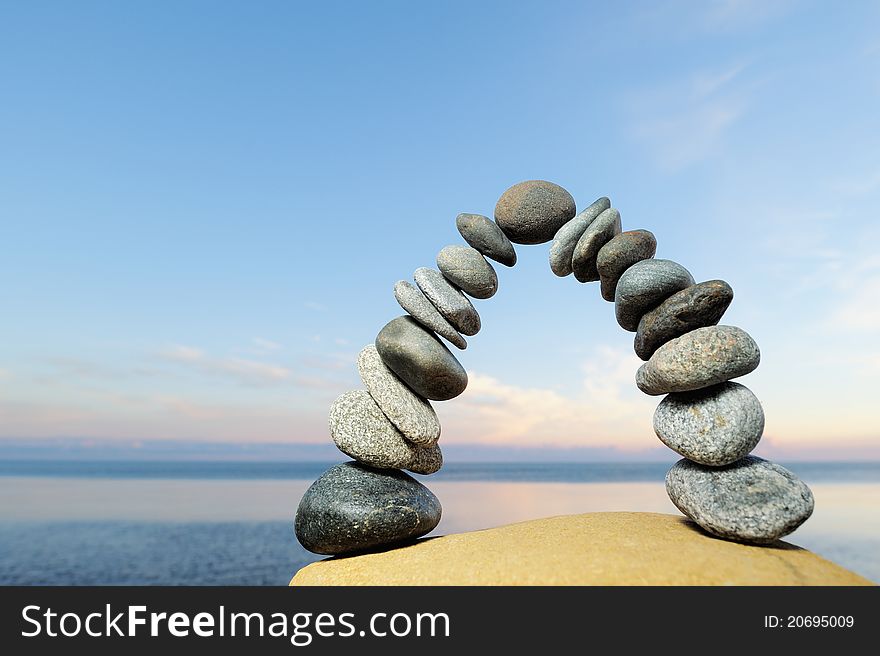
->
left=1, top=0, right=878, bottom=458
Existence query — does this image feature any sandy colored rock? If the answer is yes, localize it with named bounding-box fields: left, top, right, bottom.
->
left=290, top=512, right=872, bottom=586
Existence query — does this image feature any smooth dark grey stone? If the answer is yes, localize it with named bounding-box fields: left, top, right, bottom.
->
left=329, top=390, right=443, bottom=472
left=357, top=345, right=440, bottom=445
left=635, top=280, right=733, bottom=360
left=636, top=325, right=760, bottom=396
left=666, top=456, right=814, bottom=543
left=414, top=267, right=481, bottom=336
left=375, top=316, right=468, bottom=401
left=436, top=245, right=498, bottom=299
left=615, top=259, right=695, bottom=332
left=654, top=382, right=764, bottom=466
left=456, top=213, right=517, bottom=267
left=494, top=180, right=576, bottom=245
left=596, top=229, right=657, bottom=301
left=394, top=280, right=466, bottom=350
left=549, top=197, right=611, bottom=277
left=571, top=207, right=622, bottom=283
left=294, top=462, right=442, bottom=555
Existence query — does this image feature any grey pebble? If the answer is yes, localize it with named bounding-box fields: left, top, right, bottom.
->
left=654, top=382, right=764, bottom=466
left=572, top=207, right=622, bottom=283
left=666, top=456, right=814, bottom=543
left=635, top=280, right=733, bottom=360
left=329, top=390, right=443, bottom=473
left=456, top=213, right=517, bottom=267
left=494, top=180, right=577, bottom=245
left=437, top=245, right=498, bottom=299
left=394, top=280, right=466, bottom=350
left=414, top=267, right=481, bottom=336
left=376, top=315, right=468, bottom=401
left=596, top=229, right=657, bottom=301
left=357, top=344, right=440, bottom=446
left=549, top=197, right=611, bottom=277
left=294, top=461, right=442, bottom=555
left=615, top=259, right=695, bottom=332
left=636, top=325, right=760, bottom=395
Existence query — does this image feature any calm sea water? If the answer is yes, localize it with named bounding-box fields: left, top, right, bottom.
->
left=0, top=460, right=877, bottom=585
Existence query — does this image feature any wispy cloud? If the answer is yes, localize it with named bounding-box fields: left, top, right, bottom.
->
left=829, top=168, right=880, bottom=196
left=304, top=301, right=327, bottom=312
left=161, top=345, right=292, bottom=386
left=699, top=0, right=794, bottom=31
left=251, top=337, right=281, bottom=352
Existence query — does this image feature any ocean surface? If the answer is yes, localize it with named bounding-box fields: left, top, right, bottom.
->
left=0, top=460, right=877, bottom=585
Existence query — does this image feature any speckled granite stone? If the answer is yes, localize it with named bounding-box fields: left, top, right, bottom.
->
left=393, top=280, right=466, bottom=350
left=436, top=245, right=498, bottom=299
left=414, top=267, right=481, bottom=336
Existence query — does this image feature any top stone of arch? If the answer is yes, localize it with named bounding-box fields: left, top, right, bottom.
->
left=494, top=180, right=577, bottom=245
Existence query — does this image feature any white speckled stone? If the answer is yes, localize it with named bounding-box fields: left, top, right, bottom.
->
left=436, top=245, right=498, bottom=299
left=666, top=456, right=814, bottom=543
left=571, top=207, right=622, bottom=283
left=394, top=280, right=466, bottom=350
left=328, top=390, right=442, bottom=474
left=549, top=197, right=611, bottom=277
left=357, top=345, right=440, bottom=446
left=414, top=267, right=481, bottom=336
left=654, top=382, right=764, bottom=466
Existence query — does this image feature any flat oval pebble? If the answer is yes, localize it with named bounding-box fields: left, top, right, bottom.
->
left=635, top=280, right=733, bottom=360
left=549, top=197, right=611, bottom=277
left=596, top=229, right=657, bottom=301
left=572, top=207, right=622, bottom=283
left=376, top=315, right=468, bottom=401
left=394, top=280, right=466, bottom=350
left=636, top=325, right=760, bottom=396
left=414, top=267, right=481, bottom=336
left=329, top=390, right=443, bottom=473
left=456, top=213, right=517, bottom=267
left=666, top=456, right=814, bottom=543
left=436, top=245, right=498, bottom=299
left=294, top=461, right=442, bottom=555
left=357, top=345, right=440, bottom=445
left=654, top=382, right=764, bottom=466
left=494, top=180, right=576, bottom=245
left=615, top=259, right=695, bottom=332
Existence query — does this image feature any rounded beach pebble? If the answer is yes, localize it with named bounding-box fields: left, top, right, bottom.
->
left=375, top=316, right=468, bottom=401
left=654, top=382, right=764, bottom=466
left=357, top=344, right=440, bottom=445
left=456, top=213, right=517, bottom=267
left=549, top=197, right=611, bottom=277
left=666, top=456, right=814, bottom=543
left=436, top=245, right=498, bottom=299
left=635, top=280, right=733, bottom=360
left=636, top=325, right=760, bottom=395
left=615, top=259, right=695, bottom=332
left=393, top=280, right=466, bottom=350
left=414, top=267, right=480, bottom=336
left=571, top=207, right=622, bottom=283
left=294, top=461, right=442, bottom=555
left=596, top=229, right=657, bottom=301
left=328, top=390, right=443, bottom=473
left=494, top=180, right=576, bottom=245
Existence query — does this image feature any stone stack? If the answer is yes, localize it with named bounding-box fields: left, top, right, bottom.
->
left=295, top=195, right=523, bottom=555
left=295, top=179, right=814, bottom=556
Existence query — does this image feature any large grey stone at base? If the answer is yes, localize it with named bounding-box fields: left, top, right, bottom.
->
left=654, top=382, right=764, bottom=466
left=328, top=390, right=442, bottom=473
left=596, top=229, right=657, bottom=301
left=456, top=213, right=517, bottom=267
left=494, top=180, right=577, bottom=245
left=635, top=280, right=733, bottom=360
left=357, top=344, right=440, bottom=445
left=666, top=456, right=814, bottom=544
left=414, top=267, right=481, bottom=336
left=394, top=280, right=466, bottom=350
left=376, top=316, right=468, bottom=401
left=549, top=197, right=610, bottom=277
left=636, top=325, right=760, bottom=395
left=571, top=207, right=622, bottom=283
left=436, top=245, right=498, bottom=299
left=615, top=259, right=695, bottom=332
left=294, top=461, right=442, bottom=555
